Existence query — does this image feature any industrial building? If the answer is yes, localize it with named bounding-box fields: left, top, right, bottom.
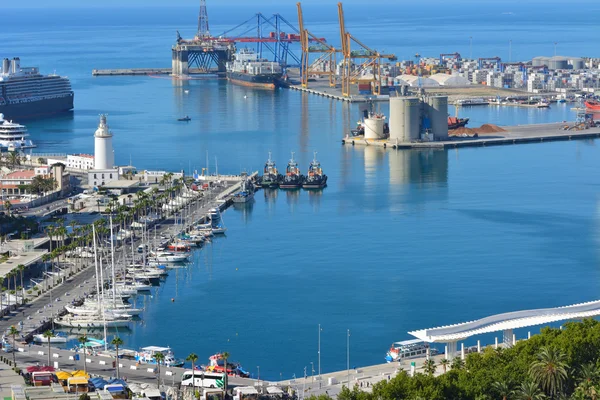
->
left=360, top=93, right=449, bottom=143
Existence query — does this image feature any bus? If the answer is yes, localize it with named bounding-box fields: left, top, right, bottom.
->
left=180, top=371, right=225, bottom=388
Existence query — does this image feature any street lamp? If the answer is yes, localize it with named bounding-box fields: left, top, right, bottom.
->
left=554, top=42, right=558, bottom=57
left=469, top=36, right=473, bottom=60
left=310, top=362, right=314, bottom=384
left=346, top=329, right=350, bottom=388
left=257, top=366, right=260, bottom=383
left=318, top=324, right=322, bottom=387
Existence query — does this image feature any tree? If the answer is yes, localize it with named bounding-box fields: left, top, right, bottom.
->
left=439, top=358, right=450, bottom=374
left=43, top=330, right=54, bottom=366
left=155, top=352, right=165, bottom=388
left=111, top=336, right=123, bottom=379
left=8, top=325, right=19, bottom=368
left=423, top=359, right=436, bottom=376
left=516, top=381, right=546, bottom=400
left=529, top=346, right=568, bottom=398
left=187, top=353, right=199, bottom=373
left=78, top=335, right=88, bottom=373
left=492, top=381, right=514, bottom=400
left=451, top=357, right=465, bottom=371
left=37, top=157, right=46, bottom=165
left=7, top=151, right=20, bottom=168
left=4, top=200, right=11, bottom=216
left=222, top=351, right=230, bottom=394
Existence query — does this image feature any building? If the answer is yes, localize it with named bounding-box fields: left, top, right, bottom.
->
left=0, top=164, right=69, bottom=196
left=67, top=154, right=94, bottom=170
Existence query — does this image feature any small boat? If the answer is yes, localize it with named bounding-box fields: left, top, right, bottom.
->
left=385, top=339, right=438, bottom=362
left=447, top=116, right=469, bottom=130
left=177, top=116, right=191, bottom=122
left=232, top=173, right=255, bottom=203
left=135, top=346, right=185, bottom=367
left=205, top=353, right=250, bottom=378
left=167, top=242, right=191, bottom=252
left=152, top=251, right=189, bottom=263
left=212, top=226, right=227, bottom=235
left=54, top=315, right=132, bottom=329
left=184, top=90, right=190, bottom=94
left=279, top=152, right=305, bottom=189
left=302, top=152, right=327, bottom=189
left=584, top=100, right=600, bottom=111
left=261, top=152, right=281, bottom=188
left=32, top=332, right=68, bottom=344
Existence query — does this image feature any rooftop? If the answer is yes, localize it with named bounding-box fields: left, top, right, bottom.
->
left=4, top=169, right=35, bottom=179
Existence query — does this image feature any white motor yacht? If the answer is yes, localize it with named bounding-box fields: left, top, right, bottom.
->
left=152, top=251, right=188, bottom=263
left=0, top=114, right=35, bottom=150
left=32, top=332, right=67, bottom=343
left=54, top=314, right=132, bottom=328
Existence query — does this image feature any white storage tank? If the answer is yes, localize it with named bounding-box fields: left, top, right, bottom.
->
left=427, top=96, right=449, bottom=140
left=364, top=116, right=385, bottom=139
left=388, top=97, right=405, bottom=141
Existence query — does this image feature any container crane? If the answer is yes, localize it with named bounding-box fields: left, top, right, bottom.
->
left=439, top=52, right=461, bottom=64
left=297, top=2, right=339, bottom=88
left=337, top=2, right=397, bottom=97
left=478, top=57, right=501, bottom=70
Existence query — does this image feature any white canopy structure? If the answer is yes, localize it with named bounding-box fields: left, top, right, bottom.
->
left=409, top=299, right=600, bottom=359
left=429, top=73, right=470, bottom=86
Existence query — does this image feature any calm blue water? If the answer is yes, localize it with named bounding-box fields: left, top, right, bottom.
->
left=3, top=1, right=600, bottom=380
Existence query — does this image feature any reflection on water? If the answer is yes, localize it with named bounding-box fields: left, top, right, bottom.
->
left=284, top=188, right=300, bottom=209
left=307, top=188, right=323, bottom=210
left=232, top=200, right=254, bottom=223
left=263, top=188, right=278, bottom=206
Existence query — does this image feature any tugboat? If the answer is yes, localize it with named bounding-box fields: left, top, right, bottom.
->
left=261, top=152, right=281, bottom=188
left=177, top=116, right=191, bottom=122
left=303, top=152, right=327, bottom=189
left=279, top=152, right=304, bottom=189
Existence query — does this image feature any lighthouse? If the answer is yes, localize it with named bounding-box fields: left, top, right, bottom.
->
left=94, top=114, right=114, bottom=169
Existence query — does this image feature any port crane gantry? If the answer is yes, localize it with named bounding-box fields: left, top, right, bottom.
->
left=297, top=2, right=339, bottom=89
left=337, top=2, right=397, bottom=97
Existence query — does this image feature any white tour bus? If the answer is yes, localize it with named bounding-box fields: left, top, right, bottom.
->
left=181, top=371, right=225, bottom=388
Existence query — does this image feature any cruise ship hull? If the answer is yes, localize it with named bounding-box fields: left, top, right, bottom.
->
left=227, top=72, right=281, bottom=90
left=0, top=95, right=74, bottom=120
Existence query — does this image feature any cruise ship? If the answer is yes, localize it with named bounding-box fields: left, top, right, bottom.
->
left=225, top=49, right=283, bottom=90
left=0, top=113, right=35, bottom=151
left=0, top=57, right=74, bottom=120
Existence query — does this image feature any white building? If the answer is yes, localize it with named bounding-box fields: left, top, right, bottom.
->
left=67, top=154, right=95, bottom=170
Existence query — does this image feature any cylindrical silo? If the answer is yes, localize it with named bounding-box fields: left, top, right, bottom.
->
left=388, top=97, right=406, bottom=141
left=404, top=97, right=421, bottom=142
left=428, top=96, right=449, bottom=140
left=364, top=116, right=385, bottom=139
left=570, top=58, right=584, bottom=70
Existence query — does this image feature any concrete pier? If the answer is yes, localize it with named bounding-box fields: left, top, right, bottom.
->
left=92, top=69, right=172, bottom=76
left=342, top=123, right=600, bottom=149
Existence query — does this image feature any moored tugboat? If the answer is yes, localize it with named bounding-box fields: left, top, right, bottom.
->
left=303, top=152, right=327, bottom=189
left=261, top=152, right=281, bottom=188
left=279, top=152, right=304, bottom=189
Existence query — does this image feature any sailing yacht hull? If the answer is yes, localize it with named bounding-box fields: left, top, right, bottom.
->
left=54, top=318, right=131, bottom=328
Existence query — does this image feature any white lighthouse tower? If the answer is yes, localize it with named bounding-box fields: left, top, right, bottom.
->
left=94, top=114, right=114, bottom=170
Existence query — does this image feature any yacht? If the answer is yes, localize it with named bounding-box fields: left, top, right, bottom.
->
left=151, top=251, right=189, bottom=263
left=32, top=332, right=67, bottom=344
left=0, top=113, right=35, bottom=150
left=54, top=314, right=132, bottom=329
left=385, top=339, right=438, bottom=362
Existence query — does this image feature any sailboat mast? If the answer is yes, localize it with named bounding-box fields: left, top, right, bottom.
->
left=100, top=258, right=108, bottom=351
left=92, top=225, right=100, bottom=303
left=109, top=215, right=116, bottom=307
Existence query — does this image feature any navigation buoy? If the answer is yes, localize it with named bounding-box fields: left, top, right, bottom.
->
left=244, top=95, right=247, bottom=99
left=171, top=298, right=175, bottom=302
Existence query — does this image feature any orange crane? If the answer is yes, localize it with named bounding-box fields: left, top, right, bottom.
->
left=297, top=2, right=339, bottom=88
left=337, top=2, right=397, bottom=96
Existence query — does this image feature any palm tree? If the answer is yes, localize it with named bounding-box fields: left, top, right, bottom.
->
left=529, top=346, right=568, bottom=398
left=5, top=271, right=12, bottom=309
left=187, top=353, right=199, bottom=374
left=78, top=335, right=88, bottom=373
left=7, top=151, right=20, bottom=168
left=42, top=330, right=54, bottom=366
left=492, top=381, right=514, bottom=400
left=111, top=337, right=123, bottom=379
left=222, top=352, right=230, bottom=394
left=8, top=325, right=19, bottom=368
left=423, top=358, right=436, bottom=376
left=3, top=200, right=11, bottom=216
left=451, top=357, right=465, bottom=370
left=439, top=358, right=450, bottom=374
left=155, top=352, right=165, bottom=387
left=516, top=381, right=546, bottom=400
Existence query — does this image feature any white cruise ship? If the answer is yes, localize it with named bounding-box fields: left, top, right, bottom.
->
left=0, top=113, right=35, bottom=151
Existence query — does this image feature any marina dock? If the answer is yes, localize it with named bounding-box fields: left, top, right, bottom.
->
left=342, top=123, right=600, bottom=149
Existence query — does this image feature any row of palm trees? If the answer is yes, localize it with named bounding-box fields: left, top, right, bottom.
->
left=1, top=264, right=26, bottom=313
